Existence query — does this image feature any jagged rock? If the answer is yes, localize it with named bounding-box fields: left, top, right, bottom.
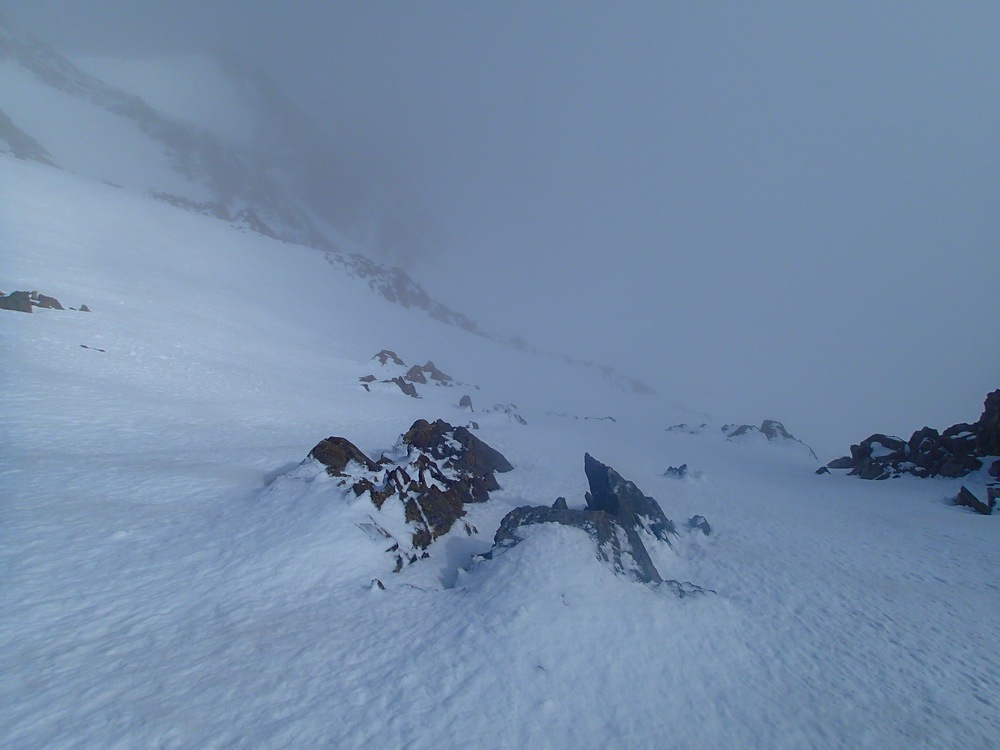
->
left=584, top=453, right=676, bottom=542
left=0, top=291, right=33, bottom=313
left=488, top=455, right=707, bottom=592
left=666, top=423, right=707, bottom=434
left=402, top=418, right=514, bottom=476
left=825, top=456, right=854, bottom=470
left=306, top=419, right=512, bottom=570
left=389, top=376, right=419, bottom=398
left=723, top=419, right=817, bottom=459
left=664, top=464, right=688, bottom=479
left=79, top=304, right=91, bottom=312
left=34, top=293, right=63, bottom=310
left=422, top=360, right=453, bottom=383
left=723, top=423, right=759, bottom=438
left=954, top=486, right=994, bottom=515
left=585, top=416, right=617, bottom=422
left=459, top=394, right=474, bottom=411
left=359, top=374, right=376, bottom=383
left=815, top=466, right=830, bottom=475
left=687, top=515, right=712, bottom=536
left=309, top=436, right=380, bottom=476
left=373, top=349, right=405, bottom=366
left=404, top=365, right=427, bottom=384
left=492, top=504, right=663, bottom=584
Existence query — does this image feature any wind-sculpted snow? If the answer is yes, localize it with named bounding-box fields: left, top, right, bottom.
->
left=4, top=145, right=1000, bottom=749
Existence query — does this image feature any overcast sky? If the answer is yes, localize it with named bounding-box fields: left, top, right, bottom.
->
left=4, top=1, right=999, bottom=449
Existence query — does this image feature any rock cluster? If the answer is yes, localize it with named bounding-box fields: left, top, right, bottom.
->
left=722, top=420, right=817, bottom=459
left=489, top=454, right=709, bottom=594
left=0, top=290, right=89, bottom=313
left=308, top=419, right=513, bottom=571
left=820, top=390, right=1000, bottom=484
left=360, top=350, right=469, bottom=398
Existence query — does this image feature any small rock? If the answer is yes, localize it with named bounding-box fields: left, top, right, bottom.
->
left=687, top=515, right=712, bottom=535
left=459, top=394, right=474, bottom=411
left=552, top=497, right=568, bottom=510
left=80, top=304, right=91, bottom=312
left=664, top=464, right=688, bottom=479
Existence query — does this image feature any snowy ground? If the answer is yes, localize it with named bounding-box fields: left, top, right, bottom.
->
left=2, top=156, right=999, bottom=748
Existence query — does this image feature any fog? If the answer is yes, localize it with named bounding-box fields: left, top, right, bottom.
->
left=5, top=2, right=998, bottom=454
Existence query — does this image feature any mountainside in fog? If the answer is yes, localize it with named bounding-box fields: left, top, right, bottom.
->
left=0, top=19, right=655, bottom=394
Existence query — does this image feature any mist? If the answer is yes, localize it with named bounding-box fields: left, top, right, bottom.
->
left=4, top=1, right=998, bottom=455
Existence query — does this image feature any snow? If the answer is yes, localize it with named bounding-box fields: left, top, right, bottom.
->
left=2, top=155, right=1000, bottom=748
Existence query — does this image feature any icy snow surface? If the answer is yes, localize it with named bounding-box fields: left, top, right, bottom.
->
left=2, top=156, right=999, bottom=748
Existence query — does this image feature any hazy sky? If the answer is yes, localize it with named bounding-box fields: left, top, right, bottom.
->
left=5, top=2, right=999, bottom=447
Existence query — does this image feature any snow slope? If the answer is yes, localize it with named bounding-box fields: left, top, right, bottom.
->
left=2, top=155, right=999, bottom=748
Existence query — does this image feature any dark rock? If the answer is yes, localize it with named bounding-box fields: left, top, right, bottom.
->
left=759, top=419, right=792, bottom=441
left=954, top=486, right=994, bottom=515
left=422, top=360, right=453, bottom=383
left=459, top=394, right=474, bottom=411
left=404, top=364, right=428, bottom=384
left=585, top=416, right=617, bottom=422
left=687, top=515, right=712, bottom=535
left=390, top=376, right=419, bottom=398
left=35, top=293, right=64, bottom=310
left=723, top=424, right=758, bottom=438
left=80, top=304, right=91, bottom=312
left=402, top=418, right=514, bottom=475
left=492, top=504, right=663, bottom=585
left=0, top=291, right=33, bottom=313
left=584, top=453, right=676, bottom=543
left=552, top=497, right=568, bottom=510
left=938, top=455, right=983, bottom=478
left=825, top=456, right=855, bottom=470
left=359, top=374, right=377, bottom=383
left=469, top=421, right=480, bottom=430
left=309, top=436, right=380, bottom=476
left=373, top=349, right=404, bottom=366
left=815, top=466, right=830, bottom=475
left=989, top=460, right=1000, bottom=479
left=664, top=464, right=688, bottom=478
left=976, top=390, right=1000, bottom=457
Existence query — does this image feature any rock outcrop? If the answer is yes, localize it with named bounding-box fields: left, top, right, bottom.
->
left=307, top=419, right=513, bottom=571
left=723, top=419, right=817, bottom=459
left=489, top=455, right=709, bottom=594
left=1, top=290, right=84, bottom=314
left=820, top=390, right=1000, bottom=482
left=954, top=486, right=995, bottom=516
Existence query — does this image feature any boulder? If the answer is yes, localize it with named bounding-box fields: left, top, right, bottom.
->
left=989, top=460, right=1000, bottom=479
left=80, top=304, right=91, bottom=312
left=35, top=293, right=64, bottom=310
left=459, top=394, right=474, bottom=411
left=422, top=360, right=453, bottom=383
left=0, top=291, right=33, bottom=313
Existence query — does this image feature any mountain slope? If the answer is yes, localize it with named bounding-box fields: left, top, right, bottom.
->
left=2, top=153, right=999, bottom=748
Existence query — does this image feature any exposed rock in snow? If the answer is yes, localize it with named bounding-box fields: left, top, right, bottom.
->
left=954, top=486, right=995, bottom=516
left=822, top=390, right=1000, bottom=481
left=723, top=419, right=818, bottom=459
left=0, top=290, right=83, bottom=313
left=373, top=349, right=405, bottom=366
left=488, top=454, right=707, bottom=592
left=484, top=403, right=527, bottom=425
left=301, top=419, right=512, bottom=571
left=687, top=515, right=712, bottom=536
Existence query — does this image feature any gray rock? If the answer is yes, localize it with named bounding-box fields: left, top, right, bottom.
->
left=954, top=486, right=994, bottom=515
left=687, top=515, right=712, bottom=535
